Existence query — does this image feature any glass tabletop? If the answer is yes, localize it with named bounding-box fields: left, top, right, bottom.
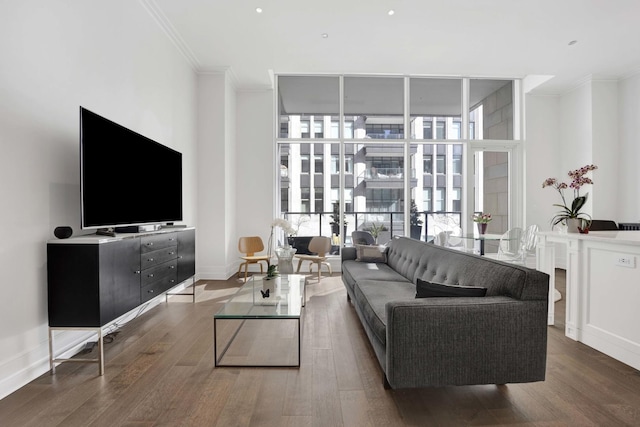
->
left=214, top=274, right=305, bottom=319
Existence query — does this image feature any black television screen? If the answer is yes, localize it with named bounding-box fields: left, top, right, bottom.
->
left=80, top=107, right=183, bottom=229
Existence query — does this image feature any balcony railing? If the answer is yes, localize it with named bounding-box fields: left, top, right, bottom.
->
left=282, top=210, right=464, bottom=247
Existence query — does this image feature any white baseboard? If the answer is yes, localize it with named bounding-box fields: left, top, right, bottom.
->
left=0, top=279, right=191, bottom=401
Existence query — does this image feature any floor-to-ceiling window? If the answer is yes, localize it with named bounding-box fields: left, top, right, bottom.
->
left=276, top=75, right=521, bottom=254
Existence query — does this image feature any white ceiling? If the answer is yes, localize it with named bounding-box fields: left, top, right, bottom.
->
left=150, top=0, right=640, bottom=94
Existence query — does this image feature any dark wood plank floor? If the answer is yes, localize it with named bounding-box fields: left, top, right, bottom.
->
left=2, top=269, right=640, bottom=426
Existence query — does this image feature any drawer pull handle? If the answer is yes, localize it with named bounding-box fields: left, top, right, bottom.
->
left=148, top=289, right=154, bottom=293
left=135, top=270, right=141, bottom=274
left=168, top=251, right=175, bottom=255
left=148, top=258, right=154, bottom=262
left=170, top=280, right=175, bottom=283
left=147, top=242, right=153, bottom=246
left=169, top=238, right=176, bottom=241
left=148, top=273, right=154, bottom=278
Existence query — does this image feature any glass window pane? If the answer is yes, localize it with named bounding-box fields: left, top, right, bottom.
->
left=278, top=142, right=335, bottom=238
left=314, top=156, right=323, bottom=174
left=469, top=79, right=514, bottom=140
left=436, top=155, right=446, bottom=174
left=344, top=142, right=405, bottom=243
left=278, top=76, right=339, bottom=139
left=413, top=142, right=465, bottom=240
left=314, top=188, right=323, bottom=212
left=330, top=119, right=339, bottom=138
left=410, top=78, right=462, bottom=139
left=344, top=77, right=404, bottom=139
left=452, top=187, right=462, bottom=212
left=435, top=188, right=446, bottom=212
left=423, top=157, right=432, bottom=174
left=345, top=155, right=353, bottom=174
left=436, top=120, right=446, bottom=139
left=331, top=155, right=339, bottom=174
left=423, top=188, right=432, bottom=211
left=475, top=151, right=510, bottom=245
left=453, top=154, right=462, bottom=174
left=301, top=155, right=310, bottom=173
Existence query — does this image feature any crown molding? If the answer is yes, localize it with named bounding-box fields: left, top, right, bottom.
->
left=138, top=0, right=201, bottom=71
left=621, top=67, right=640, bottom=81
left=198, top=66, right=241, bottom=90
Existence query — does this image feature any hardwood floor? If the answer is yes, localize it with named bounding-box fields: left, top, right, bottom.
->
left=2, top=270, right=640, bottom=426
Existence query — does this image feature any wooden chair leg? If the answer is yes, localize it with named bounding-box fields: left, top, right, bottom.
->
left=238, top=262, right=247, bottom=280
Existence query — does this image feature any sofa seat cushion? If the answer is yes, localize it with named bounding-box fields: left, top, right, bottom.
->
left=354, top=279, right=416, bottom=346
left=342, top=260, right=408, bottom=283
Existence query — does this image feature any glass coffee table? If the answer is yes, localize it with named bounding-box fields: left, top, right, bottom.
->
left=214, top=274, right=306, bottom=367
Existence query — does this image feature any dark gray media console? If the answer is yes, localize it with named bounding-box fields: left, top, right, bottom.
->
left=46, top=227, right=195, bottom=374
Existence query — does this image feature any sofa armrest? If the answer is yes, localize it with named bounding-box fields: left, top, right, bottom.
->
left=384, top=297, right=547, bottom=388
left=342, top=246, right=357, bottom=262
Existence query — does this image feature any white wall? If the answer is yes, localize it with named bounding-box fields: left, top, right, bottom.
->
left=591, top=80, right=619, bottom=220
left=527, top=75, right=640, bottom=268
left=524, top=94, right=562, bottom=232
left=0, top=1, right=197, bottom=399
left=618, top=73, right=640, bottom=222
left=196, top=72, right=238, bottom=279
left=235, top=90, right=275, bottom=262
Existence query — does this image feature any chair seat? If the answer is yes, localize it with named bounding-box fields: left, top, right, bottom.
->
left=295, top=254, right=327, bottom=262
left=241, top=255, right=270, bottom=262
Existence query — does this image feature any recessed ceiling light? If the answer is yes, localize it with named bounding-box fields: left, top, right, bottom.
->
left=568, top=40, right=578, bottom=46
left=321, top=33, right=329, bottom=38
left=256, top=7, right=263, bottom=13
left=388, top=9, right=395, bottom=16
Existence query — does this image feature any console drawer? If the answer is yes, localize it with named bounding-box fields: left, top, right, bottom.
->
left=140, top=246, right=178, bottom=270
left=141, top=259, right=177, bottom=287
left=141, top=233, right=178, bottom=253
left=141, top=274, right=178, bottom=302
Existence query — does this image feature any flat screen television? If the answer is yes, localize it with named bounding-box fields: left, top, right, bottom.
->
left=80, top=107, right=183, bottom=230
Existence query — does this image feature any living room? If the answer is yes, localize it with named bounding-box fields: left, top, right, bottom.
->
left=2, top=0, right=640, bottom=423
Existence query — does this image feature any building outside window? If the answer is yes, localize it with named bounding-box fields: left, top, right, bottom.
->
left=300, top=120, right=310, bottom=138
left=423, top=156, right=432, bottom=174
left=276, top=75, right=519, bottom=247
left=423, top=188, right=432, bottom=211
left=436, top=155, right=446, bottom=174
left=314, top=188, right=323, bottom=212
left=453, top=154, right=462, bottom=174
left=301, top=187, right=310, bottom=212
left=435, top=188, right=446, bottom=212
left=300, top=155, right=310, bottom=174
left=436, top=120, right=446, bottom=139
left=452, top=187, right=462, bottom=212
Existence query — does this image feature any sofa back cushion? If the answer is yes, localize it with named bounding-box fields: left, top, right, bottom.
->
left=386, top=237, right=548, bottom=301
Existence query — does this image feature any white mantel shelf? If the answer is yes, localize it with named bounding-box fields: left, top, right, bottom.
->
left=537, top=230, right=640, bottom=371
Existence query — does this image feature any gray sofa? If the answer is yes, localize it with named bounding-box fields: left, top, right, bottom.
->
left=341, top=236, right=549, bottom=389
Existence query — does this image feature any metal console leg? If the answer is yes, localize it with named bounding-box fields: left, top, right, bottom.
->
left=49, top=327, right=104, bottom=376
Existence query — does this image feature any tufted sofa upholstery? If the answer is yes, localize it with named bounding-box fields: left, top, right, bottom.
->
left=341, top=236, right=549, bottom=389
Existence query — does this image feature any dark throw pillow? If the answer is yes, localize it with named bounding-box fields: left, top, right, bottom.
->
left=416, top=278, right=487, bottom=298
